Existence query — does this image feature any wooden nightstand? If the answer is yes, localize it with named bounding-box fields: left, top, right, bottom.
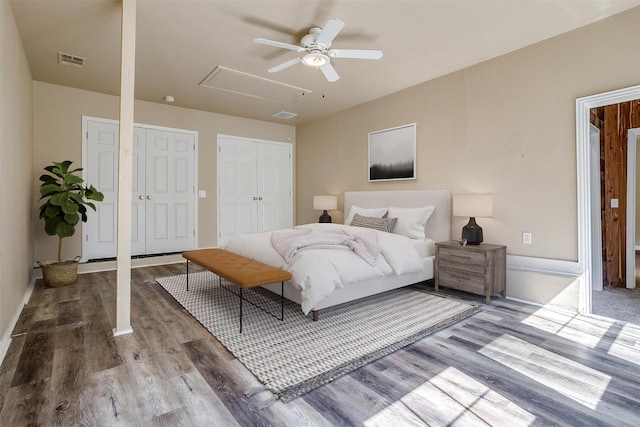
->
left=435, top=241, right=506, bottom=303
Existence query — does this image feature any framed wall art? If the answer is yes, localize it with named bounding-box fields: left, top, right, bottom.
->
left=368, top=123, right=416, bottom=181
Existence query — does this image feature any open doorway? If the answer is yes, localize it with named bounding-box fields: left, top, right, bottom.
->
left=576, top=85, right=640, bottom=316
left=584, top=100, right=640, bottom=323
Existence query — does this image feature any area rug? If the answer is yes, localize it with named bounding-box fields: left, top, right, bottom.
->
left=155, top=271, right=478, bottom=404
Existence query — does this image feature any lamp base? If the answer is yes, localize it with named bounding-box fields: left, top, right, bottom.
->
left=462, top=217, right=483, bottom=245
left=319, top=210, right=332, bottom=223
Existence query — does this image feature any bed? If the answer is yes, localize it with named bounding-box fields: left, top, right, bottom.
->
left=222, top=189, right=451, bottom=319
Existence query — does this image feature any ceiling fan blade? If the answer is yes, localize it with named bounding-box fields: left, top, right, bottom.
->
left=268, top=57, right=302, bottom=73
left=254, top=38, right=304, bottom=52
left=315, top=18, right=345, bottom=48
left=319, top=62, right=340, bottom=82
left=328, top=49, right=383, bottom=60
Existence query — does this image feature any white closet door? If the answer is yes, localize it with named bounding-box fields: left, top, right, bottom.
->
left=84, top=117, right=196, bottom=259
left=257, top=142, right=292, bottom=232
left=217, top=137, right=259, bottom=246
left=145, top=129, right=196, bottom=254
left=217, top=136, right=292, bottom=246
left=130, top=127, right=147, bottom=256
left=84, top=119, right=119, bottom=260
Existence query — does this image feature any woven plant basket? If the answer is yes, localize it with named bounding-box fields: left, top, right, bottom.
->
left=37, top=256, right=81, bottom=287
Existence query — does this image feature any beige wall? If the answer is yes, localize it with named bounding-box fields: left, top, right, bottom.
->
left=0, top=1, right=34, bottom=353
left=297, top=7, right=640, bottom=264
left=32, top=81, right=295, bottom=264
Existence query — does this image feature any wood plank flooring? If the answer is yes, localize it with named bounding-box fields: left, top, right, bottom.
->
left=1, top=263, right=640, bottom=426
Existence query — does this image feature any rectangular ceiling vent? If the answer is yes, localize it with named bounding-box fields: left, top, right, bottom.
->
left=199, top=66, right=311, bottom=105
left=273, top=111, right=298, bottom=120
left=58, top=52, right=86, bottom=68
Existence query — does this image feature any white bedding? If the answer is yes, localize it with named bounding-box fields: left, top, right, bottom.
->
left=223, top=223, right=424, bottom=314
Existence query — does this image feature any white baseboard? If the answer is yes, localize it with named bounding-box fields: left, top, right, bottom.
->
left=0, top=276, right=36, bottom=365
left=33, top=253, right=188, bottom=278
left=507, top=254, right=580, bottom=277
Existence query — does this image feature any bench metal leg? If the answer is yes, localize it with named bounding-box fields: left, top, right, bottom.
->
left=186, top=260, right=189, bottom=291
left=239, top=288, right=243, bottom=333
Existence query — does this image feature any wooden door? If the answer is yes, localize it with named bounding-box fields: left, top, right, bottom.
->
left=257, top=142, right=293, bottom=233
left=83, top=117, right=196, bottom=259
left=217, top=135, right=293, bottom=246
left=217, top=136, right=259, bottom=246
left=144, top=128, right=196, bottom=254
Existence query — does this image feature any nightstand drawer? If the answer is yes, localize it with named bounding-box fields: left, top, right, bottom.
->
left=438, top=247, right=485, bottom=265
left=438, top=257, right=486, bottom=275
left=438, top=270, right=485, bottom=294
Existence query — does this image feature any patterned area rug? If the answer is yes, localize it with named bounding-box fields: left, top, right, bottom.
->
left=155, top=271, right=478, bottom=404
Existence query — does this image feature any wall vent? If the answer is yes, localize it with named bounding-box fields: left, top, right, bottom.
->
left=273, top=111, right=298, bottom=120
left=58, top=52, right=85, bottom=68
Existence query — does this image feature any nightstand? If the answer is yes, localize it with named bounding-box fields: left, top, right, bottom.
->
left=435, top=241, right=506, bottom=303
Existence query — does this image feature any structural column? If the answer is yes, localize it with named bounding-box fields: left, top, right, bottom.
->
left=114, top=0, right=136, bottom=336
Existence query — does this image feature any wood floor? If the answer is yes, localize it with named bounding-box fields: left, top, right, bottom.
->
left=1, top=264, right=640, bottom=426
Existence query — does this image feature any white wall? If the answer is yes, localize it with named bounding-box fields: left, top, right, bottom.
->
left=32, top=82, right=296, bottom=264
left=296, top=7, right=640, bottom=311
left=0, top=0, right=35, bottom=361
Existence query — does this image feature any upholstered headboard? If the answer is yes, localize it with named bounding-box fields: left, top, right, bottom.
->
left=344, top=190, right=451, bottom=242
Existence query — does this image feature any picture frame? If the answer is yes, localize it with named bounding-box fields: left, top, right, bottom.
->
left=368, top=123, right=416, bottom=181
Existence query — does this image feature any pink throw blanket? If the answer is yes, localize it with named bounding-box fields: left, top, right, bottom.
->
left=271, top=227, right=380, bottom=265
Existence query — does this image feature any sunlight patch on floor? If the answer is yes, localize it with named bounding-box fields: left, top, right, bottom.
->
left=479, top=334, right=610, bottom=410
left=521, top=307, right=608, bottom=348
left=364, top=367, right=536, bottom=427
left=522, top=307, right=640, bottom=365
left=606, top=324, right=640, bottom=365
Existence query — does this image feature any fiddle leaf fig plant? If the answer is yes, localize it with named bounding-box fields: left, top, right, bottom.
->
left=38, top=160, right=104, bottom=263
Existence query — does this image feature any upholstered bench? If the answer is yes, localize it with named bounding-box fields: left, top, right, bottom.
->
left=182, top=248, right=292, bottom=332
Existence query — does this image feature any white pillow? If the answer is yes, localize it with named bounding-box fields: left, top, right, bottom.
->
left=345, top=206, right=388, bottom=225
left=387, top=206, right=436, bottom=239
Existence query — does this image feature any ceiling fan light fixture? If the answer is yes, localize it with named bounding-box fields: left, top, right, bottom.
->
left=302, top=52, right=328, bottom=68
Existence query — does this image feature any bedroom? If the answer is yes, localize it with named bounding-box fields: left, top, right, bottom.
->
left=2, top=0, right=640, bottom=424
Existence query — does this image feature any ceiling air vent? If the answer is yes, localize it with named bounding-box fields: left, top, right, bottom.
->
left=273, top=111, right=297, bottom=120
left=58, top=52, right=85, bottom=68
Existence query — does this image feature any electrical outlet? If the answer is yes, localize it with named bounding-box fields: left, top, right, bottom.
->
left=522, top=232, right=532, bottom=244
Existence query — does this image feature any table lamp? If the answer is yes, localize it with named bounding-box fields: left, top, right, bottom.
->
left=452, top=194, right=493, bottom=244
left=313, top=195, right=337, bottom=223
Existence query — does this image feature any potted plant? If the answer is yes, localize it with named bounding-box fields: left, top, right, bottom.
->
left=37, top=160, right=104, bottom=287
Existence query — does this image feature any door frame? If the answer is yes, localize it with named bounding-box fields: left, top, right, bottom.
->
left=626, top=128, right=640, bottom=288
left=589, top=124, right=603, bottom=292
left=576, top=84, right=640, bottom=312
left=81, top=115, right=199, bottom=260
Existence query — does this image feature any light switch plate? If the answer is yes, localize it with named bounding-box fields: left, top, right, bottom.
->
left=611, top=198, right=619, bottom=208
left=198, top=190, right=206, bottom=198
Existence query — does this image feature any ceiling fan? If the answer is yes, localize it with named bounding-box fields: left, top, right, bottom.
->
left=253, top=18, right=383, bottom=82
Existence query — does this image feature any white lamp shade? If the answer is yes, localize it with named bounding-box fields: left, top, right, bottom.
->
left=453, top=194, right=493, bottom=218
left=313, top=195, right=337, bottom=211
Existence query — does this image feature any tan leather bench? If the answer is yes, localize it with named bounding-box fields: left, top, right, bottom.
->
left=182, top=248, right=292, bottom=332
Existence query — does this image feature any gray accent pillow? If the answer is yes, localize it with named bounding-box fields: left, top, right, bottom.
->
left=350, top=213, right=398, bottom=233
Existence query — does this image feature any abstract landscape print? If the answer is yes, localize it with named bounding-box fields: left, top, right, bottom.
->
left=368, top=123, right=416, bottom=181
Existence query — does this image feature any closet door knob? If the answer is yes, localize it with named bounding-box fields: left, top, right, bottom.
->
left=147, top=195, right=152, bottom=200
left=258, top=197, right=263, bottom=201
left=139, top=195, right=144, bottom=200
left=253, top=196, right=258, bottom=200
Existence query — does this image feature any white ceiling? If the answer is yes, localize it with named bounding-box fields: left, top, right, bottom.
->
left=9, top=0, right=640, bottom=126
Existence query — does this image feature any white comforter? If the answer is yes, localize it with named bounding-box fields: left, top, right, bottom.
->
left=222, top=223, right=424, bottom=314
